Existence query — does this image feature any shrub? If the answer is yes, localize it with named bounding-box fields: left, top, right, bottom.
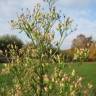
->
left=63, top=49, right=74, bottom=62
left=73, top=48, right=89, bottom=62
left=0, top=35, right=23, bottom=56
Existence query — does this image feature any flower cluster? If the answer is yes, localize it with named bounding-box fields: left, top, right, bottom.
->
left=73, top=48, right=89, bottom=62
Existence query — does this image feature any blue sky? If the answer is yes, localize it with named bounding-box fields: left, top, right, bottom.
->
left=0, top=0, right=96, bottom=49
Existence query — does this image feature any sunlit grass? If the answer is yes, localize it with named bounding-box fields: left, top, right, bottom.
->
left=63, top=62, right=96, bottom=86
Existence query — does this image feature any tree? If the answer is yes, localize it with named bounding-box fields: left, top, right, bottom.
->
left=0, top=35, right=23, bottom=56
left=72, top=34, right=92, bottom=49
left=88, top=42, right=96, bottom=61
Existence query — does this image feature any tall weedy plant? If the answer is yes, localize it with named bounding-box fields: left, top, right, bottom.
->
left=1, top=0, right=93, bottom=96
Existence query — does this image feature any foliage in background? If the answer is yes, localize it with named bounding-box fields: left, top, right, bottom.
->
left=0, top=35, right=23, bottom=56
left=71, top=34, right=96, bottom=62
left=0, top=35, right=23, bottom=63
left=71, top=34, right=92, bottom=49
left=88, top=42, right=96, bottom=61
left=73, top=48, right=89, bottom=62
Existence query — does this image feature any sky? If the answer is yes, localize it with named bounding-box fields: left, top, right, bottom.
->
left=0, top=0, right=96, bottom=49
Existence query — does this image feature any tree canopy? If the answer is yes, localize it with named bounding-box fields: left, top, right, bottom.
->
left=0, top=35, right=23, bottom=54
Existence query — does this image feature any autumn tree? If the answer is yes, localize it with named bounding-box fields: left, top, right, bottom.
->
left=88, top=42, right=96, bottom=61
left=72, top=34, right=92, bottom=49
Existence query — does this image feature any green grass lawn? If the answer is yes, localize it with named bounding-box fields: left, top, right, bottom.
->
left=0, top=64, right=14, bottom=90
left=0, top=62, right=96, bottom=90
left=64, top=62, right=96, bottom=86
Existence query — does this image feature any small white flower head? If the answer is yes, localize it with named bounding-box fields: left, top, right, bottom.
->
left=88, top=83, right=93, bottom=89
left=71, top=69, right=75, bottom=76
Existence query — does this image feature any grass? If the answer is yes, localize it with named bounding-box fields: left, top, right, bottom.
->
left=0, top=62, right=96, bottom=89
left=64, top=62, right=96, bottom=86
left=0, top=64, right=14, bottom=90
